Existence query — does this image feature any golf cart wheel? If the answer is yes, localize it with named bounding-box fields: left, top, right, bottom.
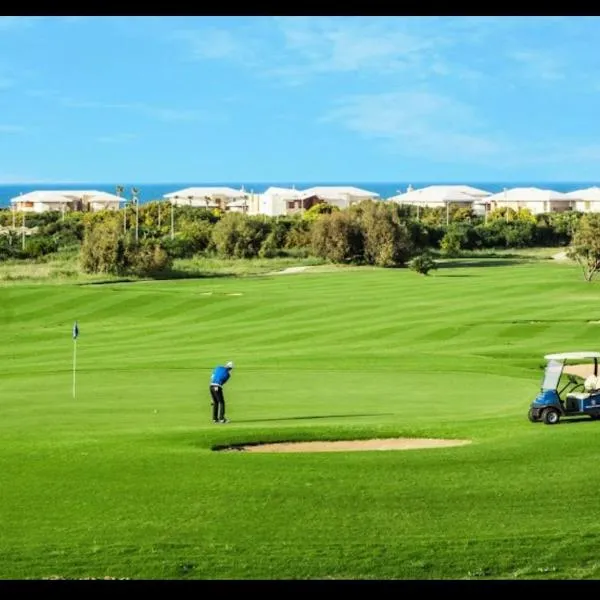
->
left=590, top=414, right=600, bottom=421
left=542, top=408, right=561, bottom=425
left=528, top=408, right=540, bottom=423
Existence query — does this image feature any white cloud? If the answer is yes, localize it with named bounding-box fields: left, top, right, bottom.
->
left=322, top=89, right=600, bottom=170
left=164, top=17, right=592, bottom=89
left=261, top=17, right=470, bottom=86
left=322, top=91, right=504, bottom=164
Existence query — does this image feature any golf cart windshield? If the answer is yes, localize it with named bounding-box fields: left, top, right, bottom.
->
left=542, top=359, right=563, bottom=390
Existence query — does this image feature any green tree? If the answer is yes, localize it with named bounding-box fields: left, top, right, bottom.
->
left=211, top=213, right=269, bottom=259
left=302, top=202, right=339, bottom=222
left=359, top=202, right=413, bottom=267
left=567, top=213, right=600, bottom=282
left=80, top=219, right=126, bottom=275
left=311, top=211, right=363, bottom=263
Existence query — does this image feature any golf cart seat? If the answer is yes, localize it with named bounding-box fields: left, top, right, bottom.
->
left=567, top=392, right=591, bottom=401
left=566, top=375, right=600, bottom=402
left=584, top=375, right=600, bottom=392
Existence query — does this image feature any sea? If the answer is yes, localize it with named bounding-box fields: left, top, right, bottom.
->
left=1, top=181, right=598, bottom=207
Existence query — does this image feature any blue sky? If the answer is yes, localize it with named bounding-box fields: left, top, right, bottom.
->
left=1, top=16, right=600, bottom=183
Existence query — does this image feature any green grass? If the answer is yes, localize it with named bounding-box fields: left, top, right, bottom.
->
left=2, top=250, right=600, bottom=579
left=0, top=251, right=326, bottom=285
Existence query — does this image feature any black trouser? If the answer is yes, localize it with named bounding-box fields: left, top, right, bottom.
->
left=209, top=385, right=225, bottom=421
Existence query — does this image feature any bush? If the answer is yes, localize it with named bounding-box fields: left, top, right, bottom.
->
left=409, top=252, right=438, bottom=275
left=359, top=202, right=413, bottom=267
left=311, top=211, right=363, bottom=263
left=80, top=220, right=126, bottom=275
left=302, top=202, right=339, bottom=222
left=161, top=236, right=198, bottom=260
left=211, top=213, right=270, bottom=259
left=504, top=220, right=536, bottom=248
left=177, top=219, right=213, bottom=256
left=125, top=239, right=172, bottom=276
left=21, top=236, right=59, bottom=259
left=285, top=218, right=312, bottom=249
left=439, top=223, right=466, bottom=257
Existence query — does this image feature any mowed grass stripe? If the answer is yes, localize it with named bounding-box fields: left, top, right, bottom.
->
left=5, top=258, right=600, bottom=579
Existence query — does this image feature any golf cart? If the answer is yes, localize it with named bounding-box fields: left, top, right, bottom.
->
left=529, top=352, right=600, bottom=425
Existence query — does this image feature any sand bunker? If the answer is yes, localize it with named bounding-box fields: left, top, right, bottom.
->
left=218, top=438, right=471, bottom=453
left=270, top=266, right=311, bottom=275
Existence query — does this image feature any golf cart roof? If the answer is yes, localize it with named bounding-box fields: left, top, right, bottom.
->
left=545, top=352, right=600, bottom=361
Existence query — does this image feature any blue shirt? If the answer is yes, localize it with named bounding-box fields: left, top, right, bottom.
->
left=210, top=366, right=231, bottom=387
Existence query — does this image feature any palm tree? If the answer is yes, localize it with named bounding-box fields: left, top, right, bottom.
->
left=117, top=186, right=126, bottom=233
left=132, top=187, right=140, bottom=242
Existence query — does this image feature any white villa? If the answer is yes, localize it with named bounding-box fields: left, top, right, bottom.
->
left=10, top=190, right=124, bottom=213
left=299, top=186, right=379, bottom=210
left=258, top=186, right=303, bottom=216
left=565, top=187, right=600, bottom=213
left=484, top=187, right=574, bottom=215
left=163, top=187, right=250, bottom=210
left=388, top=185, right=489, bottom=212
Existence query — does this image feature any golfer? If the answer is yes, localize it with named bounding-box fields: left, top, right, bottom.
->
left=209, top=361, right=234, bottom=423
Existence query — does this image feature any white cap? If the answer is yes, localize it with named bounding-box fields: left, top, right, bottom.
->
left=225, top=361, right=234, bottom=369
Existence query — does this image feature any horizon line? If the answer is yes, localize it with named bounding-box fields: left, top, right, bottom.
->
left=1, top=180, right=599, bottom=186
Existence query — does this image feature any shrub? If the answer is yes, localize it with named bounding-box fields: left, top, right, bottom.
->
left=302, top=202, right=339, bottom=222
left=177, top=219, right=213, bottom=256
left=125, top=239, right=172, bottom=276
left=211, top=213, right=270, bottom=259
left=409, top=252, right=438, bottom=276
left=359, top=202, right=413, bottom=267
left=439, top=224, right=466, bottom=257
left=311, top=211, right=363, bottom=263
left=21, top=236, right=59, bottom=259
left=504, top=220, right=536, bottom=248
left=285, top=218, right=312, bottom=249
left=80, top=220, right=127, bottom=275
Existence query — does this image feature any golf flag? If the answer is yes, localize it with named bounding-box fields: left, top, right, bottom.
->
left=72, top=321, right=79, bottom=398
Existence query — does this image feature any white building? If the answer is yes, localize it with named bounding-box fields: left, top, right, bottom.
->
left=388, top=185, right=485, bottom=211
left=227, top=193, right=261, bottom=214
left=163, top=187, right=249, bottom=210
left=259, top=186, right=303, bottom=216
left=10, top=190, right=124, bottom=213
left=485, top=187, right=574, bottom=215
left=299, top=186, right=379, bottom=210
left=564, top=187, right=600, bottom=213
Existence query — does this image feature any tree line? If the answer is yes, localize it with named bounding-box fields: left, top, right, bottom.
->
left=0, top=200, right=598, bottom=280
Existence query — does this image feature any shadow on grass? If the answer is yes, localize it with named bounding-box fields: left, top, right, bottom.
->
left=436, top=259, right=530, bottom=269
left=559, top=416, right=600, bottom=425
left=78, top=270, right=235, bottom=286
left=234, top=412, right=395, bottom=424
left=440, top=251, right=555, bottom=260
left=434, top=274, right=473, bottom=278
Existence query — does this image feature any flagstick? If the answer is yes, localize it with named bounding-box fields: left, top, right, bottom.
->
left=72, top=337, right=77, bottom=399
